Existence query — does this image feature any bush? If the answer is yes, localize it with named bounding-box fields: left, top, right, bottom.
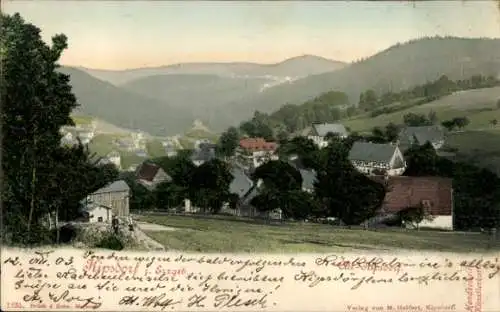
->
left=94, top=232, right=124, bottom=250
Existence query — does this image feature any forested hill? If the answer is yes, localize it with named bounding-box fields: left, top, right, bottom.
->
left=226, top=37, right=500, bottom=121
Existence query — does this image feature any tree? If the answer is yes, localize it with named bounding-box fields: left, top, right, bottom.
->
left=452, top=117, right=469, bottom=130
left=403, top=142, right=441, bottom=176
left=490, top=119, right=498, bottom=127
left=403, top=113, right=431, bottom=127
left=189, top=159, right=233, bottom=213
left=153, top=181, right=186, bottom=211
left=359, top=89, right=378, bottom=111
left=314, top=140, right=386, bottom=225
left=1, top=13, right=117, bottom=244
left=120, top=171, right=154, bottom=211
left=384, top=122, right=400, bottom=142
left=253, top=160, right=302, bottom=192
left=398, top=204, right=434, bottom=230
left=216, top=126, right=239, bottom=158
left=278, top=137, right=319, bottom=169
left=250, top=160, right=321, bottom=220
left=441, top=120, right=456, bottom=132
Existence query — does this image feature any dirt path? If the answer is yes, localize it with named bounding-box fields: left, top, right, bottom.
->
left=135, top=221, right=178, bottom=232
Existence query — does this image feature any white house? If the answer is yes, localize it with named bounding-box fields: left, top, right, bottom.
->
left=106, top=151, right=121, bottom=169
left=348, top=142, right=406, bottom=176
left=83, top=202, right=112, bottom=223
left=307, top=123, right=348, bottom=148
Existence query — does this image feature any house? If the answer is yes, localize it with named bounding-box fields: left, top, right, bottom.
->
left=194, top=139, right=211, bottom=150
left=398, top=126, right=445, bottom=152
left=75, top=129, right=94, bottom=145
left=370, top=176, right=454, bottom=230
left=60, top=132, right=77, bottom=146
left=307, top=123, right=348, bottom=148
left=106, top=151, right=121, bottom=169
left=348, top=142, right=406, bottom=176
left=238, top=138, right=279, bottom=168
left=136, top=162, right=172, bottom=190
left=82, top=202, right=113, bottom=223
left=191, top=143, right=216, bottom=166
left=131, top=131, right=146, bottom=150
left=84, top=180, right=131, bottom=220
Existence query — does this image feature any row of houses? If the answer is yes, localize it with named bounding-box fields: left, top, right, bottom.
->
left=79, top=122, right=452, bottom=229
left=60, top=125, right=96, bottom=146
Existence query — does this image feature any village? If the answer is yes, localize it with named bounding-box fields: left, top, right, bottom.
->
left=73, top=122, right=455, bottom=233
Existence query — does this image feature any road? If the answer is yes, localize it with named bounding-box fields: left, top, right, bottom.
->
left=135, top=221, right=178, bottom=232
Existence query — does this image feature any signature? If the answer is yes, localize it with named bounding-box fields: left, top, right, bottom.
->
left=48, top=290, right=102, bottom=309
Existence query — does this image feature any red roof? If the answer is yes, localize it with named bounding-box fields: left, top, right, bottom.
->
left=371, top=176, right=453, bottom=216
left=239, top=138, right=277, bottom=151
left=136, top=163, right=161, bottom=182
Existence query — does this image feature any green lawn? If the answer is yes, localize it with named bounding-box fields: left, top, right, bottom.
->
left=341, top=87, right=500, bottom=133
left=134, top=214, right=499, bottom=253
left=146, top=140, right=167, bottom=158
left=88, top=134, right=115, bottom=156
left=71, top=114, right=94, bottom=125
left=444, top=129, right=500, bottom=175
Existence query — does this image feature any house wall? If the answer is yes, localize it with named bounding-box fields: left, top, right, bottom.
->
left=153, top=169, right=170, bottom=184
left=87, top=190, right=130, bottom=217
left=414, top=216, right=453, bottom=230
left=88, top=207, right=111, bottom=223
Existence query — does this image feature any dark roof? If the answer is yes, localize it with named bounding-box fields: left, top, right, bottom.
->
left=311, top=123, right=348, bottom=137
left=399, top=126, right=444, bottom=146
left=371, top=176, right=453, bottom=216
left=230, top=167, right=254, bottom=198
left=93, top=180, right=130, bottom=194
left=191, top=145, right=216, bottom=162
left=136, top=162, right=161, bottom=181
left=348, top=142, right=398, bottom=163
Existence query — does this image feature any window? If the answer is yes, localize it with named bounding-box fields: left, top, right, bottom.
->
left=97, top=217, right=103, bottom=222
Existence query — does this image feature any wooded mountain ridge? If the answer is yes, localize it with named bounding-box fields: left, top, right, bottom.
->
left=62, top=36, right=500, bottom=136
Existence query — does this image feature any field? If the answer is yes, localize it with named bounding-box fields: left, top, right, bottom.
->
left=88, top=134, right=168, bottom=169
left=71, top=114, right=94, bottom=125
left=134, top=214, right=500, bottom=253
left=342, top=87, right=500, bottom=132
left=444, top=129, right=500, bottom=175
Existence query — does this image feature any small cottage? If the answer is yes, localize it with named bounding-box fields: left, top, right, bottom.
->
left=307, top=123, right=348, bottom=148
left=136, top=162, right=172, bottom=190
left=83, top=202, right=113, bottom=223
left=348, top=142, right=406, bottom=176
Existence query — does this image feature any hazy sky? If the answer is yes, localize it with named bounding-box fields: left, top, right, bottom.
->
left=4, top=1, right=500, bottom=70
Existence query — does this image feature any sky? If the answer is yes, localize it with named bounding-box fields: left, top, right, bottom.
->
left=3, top=1, right=500, bottom=70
